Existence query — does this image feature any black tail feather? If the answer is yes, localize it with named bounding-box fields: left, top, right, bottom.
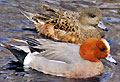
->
left=7, top=45, right=28, bottom=64
left=0, top=42, right=28, bottom=64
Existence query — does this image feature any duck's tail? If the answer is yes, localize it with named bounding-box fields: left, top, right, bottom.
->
left=19, top=9, right=49, bottom=25
left=19, top=5, right=62, bottom=25
left=0, top=42, right=29, bottom=64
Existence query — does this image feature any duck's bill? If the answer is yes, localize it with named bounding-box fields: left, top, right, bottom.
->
left=105, top=54, right=117, bottom=65
left=98, top=21, right=108, bottom=31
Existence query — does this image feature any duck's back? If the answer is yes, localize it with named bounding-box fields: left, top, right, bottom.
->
left=20, top=6, right=105, bottom=45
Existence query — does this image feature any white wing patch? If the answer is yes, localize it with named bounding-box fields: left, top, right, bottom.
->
left=49, top=60, right=67, bottom=64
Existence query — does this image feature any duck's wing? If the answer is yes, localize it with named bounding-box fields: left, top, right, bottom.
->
left=19, top=9, right=50, bottom=25
left=20, top=7, right=80, bottom=43
left=19, top=7, right=77, bottom=31
left=41, top=5, right=63, bottom=18
left=23, top=37, right=81, bottom=64
left=19, top=5, right=63, bottom=25
left=0, top=40, right=75, bottom=76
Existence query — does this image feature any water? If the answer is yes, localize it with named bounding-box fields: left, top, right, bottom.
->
left=0, top=0, right=120, bottom=82
left=0, top=0, right=18, bottom=6
left=103, top=17, right=120, bottom=23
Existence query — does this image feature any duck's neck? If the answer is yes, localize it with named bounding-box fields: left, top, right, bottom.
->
left=80, top=53, right=100, bottom=62
left=79, top=45, right=100, bottom=62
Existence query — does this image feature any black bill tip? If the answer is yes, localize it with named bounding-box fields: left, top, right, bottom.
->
left=114, top=62, right=117, bottom=65
left=104, top=28, right=109, bottom=31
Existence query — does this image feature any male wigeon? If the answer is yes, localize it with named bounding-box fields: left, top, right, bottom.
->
left=0, top=37, right=117, bottom=78
left=20, top=6, right=108, bottom=45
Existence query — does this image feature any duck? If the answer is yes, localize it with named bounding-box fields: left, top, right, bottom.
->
left=20, top=5, right=109, bottom=45
left=0, top=37, right=117, bottom=78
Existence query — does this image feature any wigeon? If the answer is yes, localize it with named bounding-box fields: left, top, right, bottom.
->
left=0, top=37, right=117, bottom=78
left=20, top=6, right=108, bottom=45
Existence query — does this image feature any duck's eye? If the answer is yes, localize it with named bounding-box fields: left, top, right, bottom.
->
left=88, top=13, right=96, bottom=18
left=100, top=48, right=106, bottom=51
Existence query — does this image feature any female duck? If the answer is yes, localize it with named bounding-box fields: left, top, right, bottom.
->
left=20, top=6, right=108, bottom=45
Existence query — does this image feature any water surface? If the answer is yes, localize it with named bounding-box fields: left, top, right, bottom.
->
left=0, top=0, right=120, bottom=82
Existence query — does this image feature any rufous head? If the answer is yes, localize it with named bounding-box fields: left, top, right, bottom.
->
left=80, top=38, right=110, bottom=62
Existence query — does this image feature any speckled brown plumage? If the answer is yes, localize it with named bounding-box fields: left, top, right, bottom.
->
left=20, top=5, right=107, bottom=45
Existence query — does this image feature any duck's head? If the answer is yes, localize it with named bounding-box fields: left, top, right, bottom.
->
left=79, top=7, right=108, bottom=31
left=80, top=38, right=116, bottom=64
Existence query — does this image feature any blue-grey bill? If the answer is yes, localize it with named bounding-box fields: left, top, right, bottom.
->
left=105, top=54, right=117, bottom=65
left=98, top=21, right=108, bottom=31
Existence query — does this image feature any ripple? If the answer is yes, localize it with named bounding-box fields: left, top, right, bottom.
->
left=103, top=17, right=120, bottom=22
left=3, top=19, right=32, bottom=25
left=43, top=0, right=60, bottom=5
left=0, top=0, right=18, bottom=6
left=1, top=28, right=35, bottom=33
left=100, top=72, right=113, bottom=82
left=0, top=36, right=9, bottom=42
